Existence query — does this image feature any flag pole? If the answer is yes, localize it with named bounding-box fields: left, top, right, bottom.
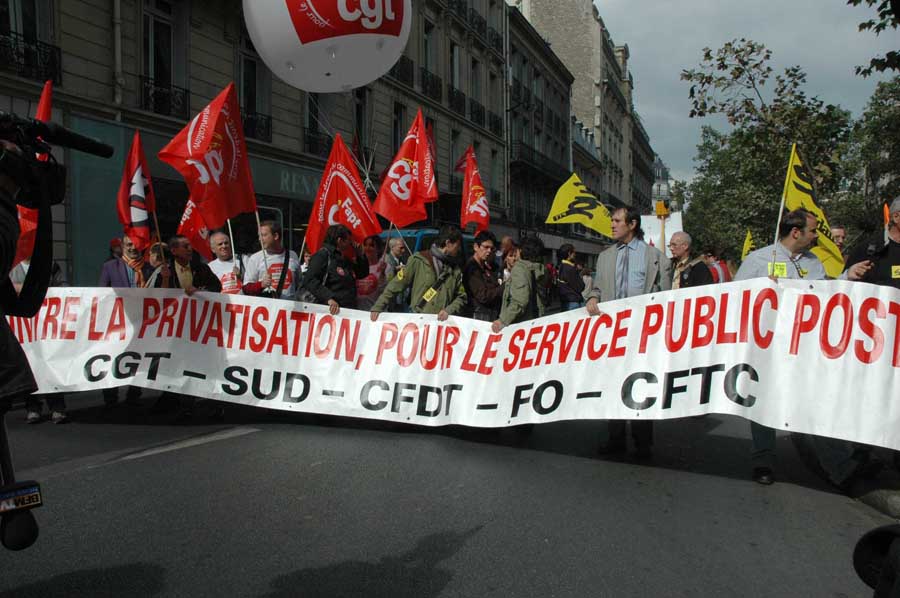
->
left=391, top=222, right=412, bottom=256
left=152, top=210, right=164, bottom=249
left=770, top=143, right=795, bottom=274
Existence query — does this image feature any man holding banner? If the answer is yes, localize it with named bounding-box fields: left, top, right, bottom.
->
left=736, top=208, right=870, bottom=488
left=586, top=206, right=671, bottom=460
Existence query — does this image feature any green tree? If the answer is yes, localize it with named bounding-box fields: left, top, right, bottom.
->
left=680, top=40, right=853, bottom=259
left=847, top=0, right=899, bottom=77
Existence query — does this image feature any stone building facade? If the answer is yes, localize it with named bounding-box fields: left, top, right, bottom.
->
left=509, top=0, right=656, bottom=211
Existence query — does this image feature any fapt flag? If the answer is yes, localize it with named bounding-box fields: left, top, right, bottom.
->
left=12, top=80, right=53, bottom=268
left=306, top=133, right=382, bottom=253
left=177, top=199, right=214, bottom=261
left=781, top=144, right=843, bottom=278
left=545, top=173, right=612, bottom=237
left=373, top=109, right=436, bottom=227
left=116, top=130, right=156, bottom=251
left=455, top=146, right=489, bottom=233
left=741, top=230, right=756, bottom=261
left=158, top=83, right=257, bottom=230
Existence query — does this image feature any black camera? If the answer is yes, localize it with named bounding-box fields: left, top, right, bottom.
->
left=0, top=110, right=113, bottom=206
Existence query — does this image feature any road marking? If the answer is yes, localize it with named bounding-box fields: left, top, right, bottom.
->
left=114, top=427, right=261, bottom=462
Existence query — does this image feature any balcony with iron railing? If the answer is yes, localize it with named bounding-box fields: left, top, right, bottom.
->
left=533, top=98, right=544, bottom=122
left=388, top=54, right=414, bottom=88
left=448, top=85, right=466, bottom=116
left=490, top=189, right=503, bottom=207
left=488, top=26, right=503, bottom=53
left=510, top=141, right=569, bottom=183
left=0, top=32, right=61, bottom=84
left=303, top=128, right=332, bottom=159
left=448, top=0, right=467, bottom=21
left=469, top=98, right=485, bottom=128
left=488, top=111, right=503, bottom=137
left=420, top=67, right=442, bottom=102
left=468, top=8, right=487, bottom=39
left=242, top=109, right=272, bottom=142
left=140, top=76, right=190, bottom=119
left=450, top=173, right=463, bottom=193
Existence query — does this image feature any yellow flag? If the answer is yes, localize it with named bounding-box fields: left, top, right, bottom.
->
left=741, top=230, right=756, bottom=261
left=781, top=144, right=844, bottom=278
left=545, top=173, right=612, bottom=237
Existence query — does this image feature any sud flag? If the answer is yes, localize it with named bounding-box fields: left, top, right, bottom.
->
left=306, top=134, right=382, bottom=253
left=741, top=230, right=756, bottom=261
left=374, top=109, right=434, bottom=227
left=116, top=130, right=156, bottom=251
left=158, top=83, right=256, bottom=230
left=12, top=80, right=54, bottom=268
left=781, top=144, right=843, bottom=278
left=545, top=173, right=613, bottom=237
left=177, top=198, right=215, bottom=261
left=458, top=146, right=489, bottom=233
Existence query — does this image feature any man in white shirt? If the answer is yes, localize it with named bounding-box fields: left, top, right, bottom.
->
left=243, top=220, right=301, bottom=300
left=207, top=231, right=244, bottom=295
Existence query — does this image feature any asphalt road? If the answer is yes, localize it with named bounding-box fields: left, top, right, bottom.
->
left=0, top=392, right=891, bottom=597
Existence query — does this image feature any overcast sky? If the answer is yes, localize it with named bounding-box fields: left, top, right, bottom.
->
left=595, top=0, right=898, bottom=182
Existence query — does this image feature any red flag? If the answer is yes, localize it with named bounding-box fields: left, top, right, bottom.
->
left=158, top=83, right=256, bottom=229
left=374, top=109, right=433, bottom=227
left=454, top=146, right=473, bottom=173
left=11, top=206, right=38, bottom=269
left=307, top=134, right=382, bottom=253
left=35, top=80, right=52, bottom=163
left=424, top=119, right=438, bottom=201
left=12, top=81, right=54, bottom=267
left=116, top=131, right=156, bottom=251
left=459, top=146, right=490, bottom=234
left=177, top=198, right=215, bottom=261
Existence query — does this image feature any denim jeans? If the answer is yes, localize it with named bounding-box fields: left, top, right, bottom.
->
left=562, top=301, right=583, bottom=312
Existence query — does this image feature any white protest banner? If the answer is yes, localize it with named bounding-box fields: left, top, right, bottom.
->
left=8, top=280, right=899, bottom=449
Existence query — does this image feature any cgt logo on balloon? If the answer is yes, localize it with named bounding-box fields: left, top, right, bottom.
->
left=243, top=0, right=412, bottom=93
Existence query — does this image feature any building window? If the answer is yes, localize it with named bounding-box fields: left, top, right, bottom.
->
left=1, top=0, right=51, bottom=40
left=423, top=20, right=436, bottom=72
left=450, top=129, right=460, bottom=174
left=392, top=102, right=406, bottom=154
left=470, top=58, right=481, bottom=101
left=354, top=87, right=369, bottom=149
left=305, top=92, right=319, bottom=133
left=490, top=149, right=499, bottom=192
left=239, top=29, right=271, bottom=116
left=143, top=0, right=187, bottom=87
left=450, top=42, right=461, bottom=89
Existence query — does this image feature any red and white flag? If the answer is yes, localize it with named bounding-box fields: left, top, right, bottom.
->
left=116, top=130, right=156, bottom=251
left=12, top=80, right=53, bottom=268
left=177, top=198, right=214, bottom=261
left=307, top=133, right=382, bottom=253
left=373, top=109, right=435, bottom=227
left=158, top=83, right=256, bottom=230
left=457, top=146, right=490, bottom=233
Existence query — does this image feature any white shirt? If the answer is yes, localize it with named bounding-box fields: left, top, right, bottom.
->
left=209, top=257, right=244, bottom=295
left=244, top=249, right=301, bottom=299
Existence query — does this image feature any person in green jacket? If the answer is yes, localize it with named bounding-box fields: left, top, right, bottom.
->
left=492, top=236, right=547, bottom=333
left=370, top=225, right=468, bottom=322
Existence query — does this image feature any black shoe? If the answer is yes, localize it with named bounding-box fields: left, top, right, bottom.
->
left=597, top=442, right=627, bottom=456
left=634, top=446, right=653, bottom=461
left=752, top=467, right=775, bottom=485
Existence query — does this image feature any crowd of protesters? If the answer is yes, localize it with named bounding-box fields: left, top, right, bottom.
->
left=10, top=198, right=900, bottom=493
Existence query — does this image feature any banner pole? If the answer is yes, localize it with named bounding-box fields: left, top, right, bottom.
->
left=152, top=209, right=163, bottom=249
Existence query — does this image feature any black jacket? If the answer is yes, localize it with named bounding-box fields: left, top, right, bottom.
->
left=674, top=257, right=715, bottom=289
left=155, top=255, right=222, bottom=292
left=463, top=257, right=502, bottom=320
left=846, top=235, right=900, bottom=290
left=302, top=243, right=368, bottom=308
left=557, top=260, right=585, bottom=303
